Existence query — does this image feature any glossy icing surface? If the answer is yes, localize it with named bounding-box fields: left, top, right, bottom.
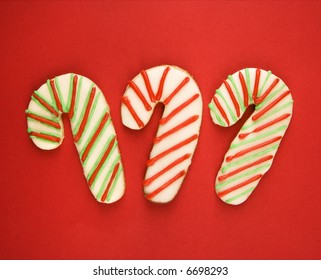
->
left=26, top=74, right=125, bottom=204
left=209, top=68, right=293, bottom=205
left=121, top=65, right=203, bottom=203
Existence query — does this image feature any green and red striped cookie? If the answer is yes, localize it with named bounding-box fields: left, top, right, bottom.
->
left=209, top=68, right=293, bottom=205
left=26, top=73, right=125, bottom=204
left=121, top=65, right=203, bottom=203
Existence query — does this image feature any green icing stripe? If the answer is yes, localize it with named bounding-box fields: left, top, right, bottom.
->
left=46, top=80, right=57, bottom=110
left=216, top=89, right=237, bottom=122
left=29, top=135, right=59, bottom=144
left=208, top=103, right=225, bottom=126
left=216, top=163, right=271, bottom=190
left=88, top=140, right=117, bottom=187
left=77, top=91, right=101, bottom=147
left=33, top=90, right=56, bottom=110
left=26, top=109, right=60, bottom=130
left=222, top=144, right=279, bottom=173
left=225, top=187, right=255, bottom=203
left=27, top=128, right=61, bottom=138
left=241, top=118, right=254, bottom=131
left=73, top=83, right=93, bottom=136
left=245, top=68, right=252, bottom=103
left=27, top=118, right=61, bottom=131
left=54, top=77, right=67, bottom=112
left=31, top=95, right=54, bottom=117
left=256, top=83, right=286, bottom=110
left=80, top=110, right=111, bottom=157
left=242, top=101, right=293, bottom=131
left=82, top=117, right=111, bottom=162
left=67, top=74, right=74, bottom=113
left=228, top=75, right=245, bottom=111
left=107, top=166, right=123, bottom=202
left=71, top=75, right=83, bottom=123
left=230, top=125, right=286, bottom=149
left=257, top=70, right=272, bottom=97
left=86, top=134, right=116, bottom=179
left=96, top=154, right=121, bottom=200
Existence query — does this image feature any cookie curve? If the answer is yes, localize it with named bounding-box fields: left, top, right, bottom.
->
left=209, top=68, right=293, bottom=205
left=26, top=73, right=126, bottom=204
left=121, top=65, right=203, bottom=203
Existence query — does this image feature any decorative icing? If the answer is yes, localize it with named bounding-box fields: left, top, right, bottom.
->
left=26, top=74, right=125, bottom=204
left=209, top=68, right=293, bottom=205
left=121, top=65, right=203, bottom=203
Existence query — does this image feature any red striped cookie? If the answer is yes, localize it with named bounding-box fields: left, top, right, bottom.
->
left=121, top=65, right=203, bottom=203
left=209, top=68, right=293, bottom=205
left=26, top=74, right=125, bottom=204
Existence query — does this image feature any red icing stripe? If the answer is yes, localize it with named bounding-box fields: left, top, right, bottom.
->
left=144, top=154, right=191, bottom=186
left=239, top=71, right=249, bottom=107
left=32, top=92, right=59, bottom=117
left=128, top=80, right=152, bottom=111
left=81, top=112, right=110, bottom=162
left=213, top=95, right=230, bottom=126
left=29, top=131, right=60, bottom=143
left=147, top=134, right=198, bottom=166
left=255, top=78, right=279, bottom=104
left=226, top=136, right=282, bottom=162
left=252, top=90, right=291, bottom=121
left=145, top=170, right=186, bottom=200
left=163, top=77, right=190, bottom=105
left=68, top=75, right=78, bottom=119
left=160, top=94, right=199, bottom=125
left=156, top=67, right=170, bottom=101
left=74, top=87, right=96, bottom=142
left=141, top=70, right=156, bottom=102
left=49, top=79, right=63, bottom=112
left=239, top=113, right=291, bottom=139
left=26, top=113, right=61, bottom=129
left=223, top=80, right=240, bottom=117
left=154, top=115, right=199, bottom=143
left=218, top=155, right=273, bottom=181
left=101, top=162, right=120, bottom=202
left=121, top=96, right=144, bottom=128
left=88, top=136, right=116, bottom=186
left=218, top=174, right=262, bottom=198
left=252, top=69, right=261, bottom=102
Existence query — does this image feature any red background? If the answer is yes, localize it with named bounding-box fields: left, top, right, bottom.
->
left=1, top=1, right=320, bottom=260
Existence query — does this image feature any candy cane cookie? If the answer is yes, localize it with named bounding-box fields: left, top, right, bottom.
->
left=26, top=74, right=125, bottom=203
left=121, top=65, right=203, bottom=203
left=209, top=68, right=293, bottom=205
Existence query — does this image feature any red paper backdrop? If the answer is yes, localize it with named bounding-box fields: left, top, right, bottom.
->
left=1, top=1, right=320, bottom=260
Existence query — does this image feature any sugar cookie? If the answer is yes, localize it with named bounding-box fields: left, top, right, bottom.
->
left=209, top=68, right=293, bottom=205
left=121, top=65, right=202, bottom=203
left=26, top=74, right=125, bottom=203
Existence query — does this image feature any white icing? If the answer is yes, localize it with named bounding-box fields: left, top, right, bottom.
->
left=26, top=73, right=125, bottom=204
left=209, top=68, right=293, bottom=205
left=121, top=65, right=203, bottom=203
